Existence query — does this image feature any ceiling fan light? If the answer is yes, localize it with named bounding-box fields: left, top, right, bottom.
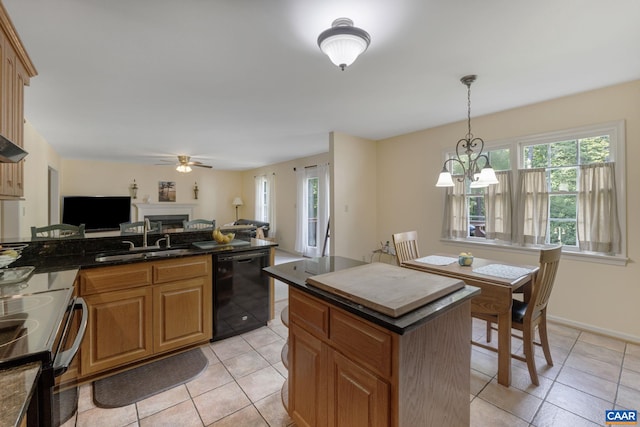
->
left=318, top=18, right=370, bottom=70
left=176, top=164, right=192, bottom=173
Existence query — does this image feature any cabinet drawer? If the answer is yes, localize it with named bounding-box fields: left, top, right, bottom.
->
left=329, top=309, right=392, bottom=378
left=290, top=289, right=329, bottom=339
left=153, top=255, right=210, bottom=284
left=80, top=263, right=152, bottom=295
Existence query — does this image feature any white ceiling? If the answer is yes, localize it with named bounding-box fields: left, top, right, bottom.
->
left=4, top=0, right=640, bottom=171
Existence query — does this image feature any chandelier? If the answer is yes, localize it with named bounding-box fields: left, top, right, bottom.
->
left=435, top=75, right=498, bottom=188
left=317, top=18, right=370, bottom=71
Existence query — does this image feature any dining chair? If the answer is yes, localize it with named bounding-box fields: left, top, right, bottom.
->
left=119, top=221, right=162, bottom=235
left=479, top=245, right=562, bottom=386
left=31, top=223, right=86, bottom=239
left=392, top=231, right=420, bottom=266
left=182, top=219, right=215, bottom=231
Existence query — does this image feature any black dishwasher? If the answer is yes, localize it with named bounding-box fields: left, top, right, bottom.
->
left=212, top=249, right=271, bottom=341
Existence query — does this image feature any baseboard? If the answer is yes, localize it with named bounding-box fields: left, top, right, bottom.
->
left=548, top=315, right=640, bottom=345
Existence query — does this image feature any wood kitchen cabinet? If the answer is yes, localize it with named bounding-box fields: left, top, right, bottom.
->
left=0, top=4, right=37, bottom=199
left=288, top=287, right=471, bottom=427
left=77, top=255, right=212, bottom=380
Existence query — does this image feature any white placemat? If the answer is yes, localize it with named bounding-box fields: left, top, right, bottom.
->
left=473, top=264, right=534, bottom=280
left=414, top=255, right=458, bottom=266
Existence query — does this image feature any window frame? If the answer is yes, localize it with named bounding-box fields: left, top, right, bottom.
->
left=440, top=120, right=627, bottom=265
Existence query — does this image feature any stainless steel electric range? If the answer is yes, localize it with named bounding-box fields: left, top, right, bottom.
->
left=0, top=268, right=87, bottom=427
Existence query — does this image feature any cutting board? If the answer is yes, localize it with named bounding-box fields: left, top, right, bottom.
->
left=306, top=262, right=464, bottom=318
left=192, top=240, right=251, bottom=249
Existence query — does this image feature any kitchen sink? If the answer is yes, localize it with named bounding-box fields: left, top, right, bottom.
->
left=94, top=248, right=194, bottom=263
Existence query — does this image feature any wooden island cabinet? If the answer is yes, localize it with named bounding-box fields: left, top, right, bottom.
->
left=77, top=255, right=212, bottom=379
left=266, top=257, right=480, bottom=427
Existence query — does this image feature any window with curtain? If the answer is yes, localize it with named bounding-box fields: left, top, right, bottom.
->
left=440, top=121, right=625, bottom=257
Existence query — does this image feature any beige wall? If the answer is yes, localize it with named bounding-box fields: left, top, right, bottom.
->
left=60, top=159, right=243, bottom=227
left=241, top=151, right=330, bottom=253
left=331, top=131, right=379, bottom=262
left=377, top=80, right=640, bottom=342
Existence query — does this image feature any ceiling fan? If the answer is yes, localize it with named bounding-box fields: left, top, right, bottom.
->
left=156, top=155, right=213, bottom=173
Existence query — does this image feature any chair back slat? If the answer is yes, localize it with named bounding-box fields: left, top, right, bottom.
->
left=528, top=245, right=562, bottom=318
left=183, top=219, right=215, bottom=231
left=392, top=231, right=420, bottom=265
left=120, top=221, right=162, bottom=235
left=31, top=223, right=85, bottom=239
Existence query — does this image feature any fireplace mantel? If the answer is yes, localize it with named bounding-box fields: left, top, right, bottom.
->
left=133, top=203, right=196, bottom=221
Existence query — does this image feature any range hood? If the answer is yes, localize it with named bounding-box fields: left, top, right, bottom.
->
left=0, top=133, right=28, bottom=163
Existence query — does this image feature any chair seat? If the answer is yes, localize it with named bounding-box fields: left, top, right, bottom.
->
left=512, top=299, right=528, bottom=323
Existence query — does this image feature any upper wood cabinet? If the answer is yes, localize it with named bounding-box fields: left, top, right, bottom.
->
left=0, top=3, right=37, bottom=199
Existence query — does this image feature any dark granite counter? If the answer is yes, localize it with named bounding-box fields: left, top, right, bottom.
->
left=264, top=256, right=480, bottom=335
left=8, top=231, right=277, bottom=272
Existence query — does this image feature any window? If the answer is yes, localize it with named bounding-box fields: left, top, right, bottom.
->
left=295, top=164, right=330, bottom=257
left=441, top=121, right=625, bottom=258
left=254, top=173, right=276, bottom=237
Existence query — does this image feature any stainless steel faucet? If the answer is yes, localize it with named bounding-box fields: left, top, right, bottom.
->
left=143, top=218, right=150, bottom=248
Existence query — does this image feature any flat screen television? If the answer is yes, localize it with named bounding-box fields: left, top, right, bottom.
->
left=62, top=196, right=131, bottom=232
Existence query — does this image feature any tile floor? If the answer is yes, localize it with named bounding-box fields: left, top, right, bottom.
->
left=60, top=251, right=640, bottom=427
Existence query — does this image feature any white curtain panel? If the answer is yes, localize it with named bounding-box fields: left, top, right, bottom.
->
left=485, top=171, right=513, bottom=241
left=515, top=168, right=548, bottom=245
left=294, top=168, right=307, bottom=254
left=441, top=176, right=467, bottom=239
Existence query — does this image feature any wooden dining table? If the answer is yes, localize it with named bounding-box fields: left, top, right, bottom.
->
left=402, top=253, right=539, bottom=387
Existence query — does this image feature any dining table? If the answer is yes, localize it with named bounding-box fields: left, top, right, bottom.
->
left=402, top=253, right=539, bottom=387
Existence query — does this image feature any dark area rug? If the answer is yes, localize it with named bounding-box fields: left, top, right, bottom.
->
left=93, top=348, right=208, bottom=408
left=53, top=386, right=78, bottom=426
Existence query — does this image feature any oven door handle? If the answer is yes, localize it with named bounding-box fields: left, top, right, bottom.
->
left=53, top=297, right=88, bottom=377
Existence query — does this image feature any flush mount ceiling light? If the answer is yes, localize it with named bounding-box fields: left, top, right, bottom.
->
left=317, top=18, right=371, bottom=70
left=435, top=75, right=499, bottom=188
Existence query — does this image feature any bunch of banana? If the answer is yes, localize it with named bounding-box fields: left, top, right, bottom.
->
left=0, top=245, right=19, bottom=258
left=212, top=228, right=235, bottom=244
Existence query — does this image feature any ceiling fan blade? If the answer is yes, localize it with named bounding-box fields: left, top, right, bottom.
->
left=193, top=164, right=213, bottom=168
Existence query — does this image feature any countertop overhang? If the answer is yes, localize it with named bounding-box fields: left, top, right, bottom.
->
left=264, top=256, right=480, bottom=335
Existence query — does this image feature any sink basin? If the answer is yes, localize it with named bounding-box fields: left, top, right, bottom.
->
left=95, top=248, right=193, bottom=263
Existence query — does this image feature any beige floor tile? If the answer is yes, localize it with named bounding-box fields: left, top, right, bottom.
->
left=623, top=352, right=640, bottom=373
left=564, top=351, right=621, bottom=382
left=626, top=342, right=640, bottom=357
left=556, top=365, right=617, bottom=403
left=255, top=391, right=294, bottom=427
left=578, top=331, right=627, bottom=353
left=135, top=384, right=191, bottom=419
left=192, top=382, right=251, bottom=425
left=572, top=340, right=624, bottom=366
left=545, top=382, right=611, bottom=424
left=255, top=340, right=287, bottom=365
left=470, top=368, right=492, bottom=396
left=78, top=383, right=96, bottom=413
left=60, top=413, right=77, bottom=427
left=223, top=349, right=271, bottom=379
left=616, top=384, right=640, bottom=410
left=211, top=405, right=269, bottom=426
left=478, top=379, right=543, bottom=422
left=508, top=364, right=554, bottom=399
left=76, top=404, right=138, bottom=427
left=200, top=344, right=221, bottom=366
left=269, top=323, right=289, bottom=339
left=531, top=402, right=600, bottom=427
left=186, top=361, right=234, bottom=397
left=470, top=397, right=529, bottom=427
left=236, top=366, right=286, bottom=403
left=546, top=322, right=581, bottom=340
left=211, top=335, right=253, bottom=361
left=620, top=368, right=640, bottom=391
left=471, top=348, right=499, bottom=378
left=243, top=327, right=283, bottom=348
left=139, top=399, right=203, bottom=427
left=272, top=361, right=288, bottom=378
left=547, top=332, right=579, bottom=352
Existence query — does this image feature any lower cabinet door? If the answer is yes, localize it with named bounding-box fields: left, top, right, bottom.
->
left=153, top=276, right=212, bottom=353
left=289, top=322, right=327, bottom=427
left=328, top=349, right=390, bottom=427
left=81, top=287, right=153, bottom=375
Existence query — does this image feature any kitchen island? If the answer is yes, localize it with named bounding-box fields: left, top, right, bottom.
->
left=265, top=257, right=480, bottom=427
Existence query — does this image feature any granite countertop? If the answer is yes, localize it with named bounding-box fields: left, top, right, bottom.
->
left=11, top=235, right=277, bottom=272
left=0, top=362, right=41, bottom=427
left=264, top=256, right=480, bottom=335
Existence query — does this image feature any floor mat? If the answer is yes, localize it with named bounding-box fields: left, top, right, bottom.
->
left=54, top=386, right=78, bottom=426
left=92, top=348, right=208, bottom=408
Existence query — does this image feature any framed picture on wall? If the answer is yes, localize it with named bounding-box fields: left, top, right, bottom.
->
left=158, top=181, right=176, bottom=202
